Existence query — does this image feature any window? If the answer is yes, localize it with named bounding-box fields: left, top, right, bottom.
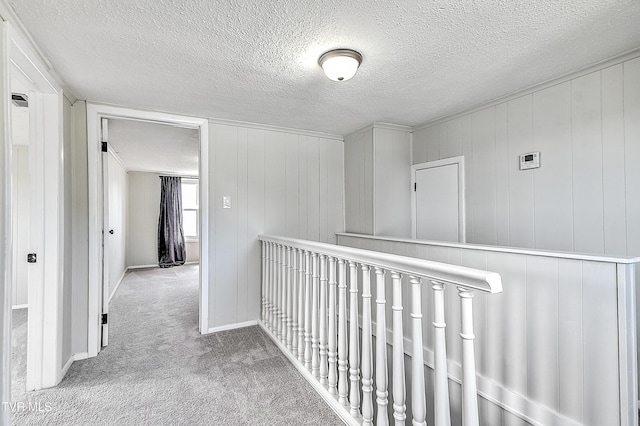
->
left=181, top=179, right=199, bottom=240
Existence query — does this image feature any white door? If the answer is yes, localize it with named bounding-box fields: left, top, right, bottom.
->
left=412, top=157, right=465, bottom=242
left=100, top=118, right=110, bottom=347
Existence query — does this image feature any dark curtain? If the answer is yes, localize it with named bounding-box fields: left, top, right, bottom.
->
left=158, top=176, right=186, bottom=268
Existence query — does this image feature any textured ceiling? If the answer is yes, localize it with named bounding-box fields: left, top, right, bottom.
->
left=8, top=0, right=640, bottom=135
left=108, top=119, right=199, bottom=176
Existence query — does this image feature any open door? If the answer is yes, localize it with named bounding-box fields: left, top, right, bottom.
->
left=100, top=117, right=110, bottom=347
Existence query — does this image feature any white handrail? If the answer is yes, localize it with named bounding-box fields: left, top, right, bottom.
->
left=260, top=235, right=502, bottom=294
left=259, top=234, right=503, bottom=426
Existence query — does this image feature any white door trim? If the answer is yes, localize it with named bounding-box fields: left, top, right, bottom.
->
left=86, top=103, right=210, bottom=357
left=2, top=20, right=64, bottom=399
left=411, top=156, right=466, bottom=242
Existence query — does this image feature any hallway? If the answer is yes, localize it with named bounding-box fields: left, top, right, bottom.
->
left=11, top=265, right=342, bottom=425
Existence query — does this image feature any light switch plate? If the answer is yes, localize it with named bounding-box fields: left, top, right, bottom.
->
left=223, top=196, right=231, bottom=209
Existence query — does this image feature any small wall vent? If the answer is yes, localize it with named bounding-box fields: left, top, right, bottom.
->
left=11, top=93, right=28, bottom=108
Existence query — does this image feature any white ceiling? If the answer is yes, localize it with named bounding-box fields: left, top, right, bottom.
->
left=7, top=0, right=640, bottom=135
left=107, top=119, right=199, bottom=176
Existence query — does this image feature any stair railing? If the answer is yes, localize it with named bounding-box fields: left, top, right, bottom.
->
left=259, top=235, right=502, bottom=426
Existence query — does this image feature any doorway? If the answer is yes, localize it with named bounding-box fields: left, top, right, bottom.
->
left=100, top=117, right=201, bottom=347
left=86, top=104, right=209, bottom=357
left=411, top=156, right=466, bottom=242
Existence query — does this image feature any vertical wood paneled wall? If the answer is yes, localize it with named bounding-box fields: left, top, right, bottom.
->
left=344, top=124, right=412, bottom=238
left=413, top=56, right=640, bottom=256
left=208, top=123, right=344, bottom=330
left=337, top=233, right=637, bottom=426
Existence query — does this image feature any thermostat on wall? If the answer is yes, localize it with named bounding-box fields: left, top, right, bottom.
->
left=519, top=152, right=540, bottom=170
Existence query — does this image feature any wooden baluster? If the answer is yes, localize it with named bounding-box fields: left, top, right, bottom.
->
left=459, top=287, right=479, bottom=426
left=304, top=251, right=313, bottom=370
left=319, top=255, right=329, bottom=385
left=263, top=243, right=270, bottom=327
left=274, top=244, right=282, bottom=338
left=291, top=249, right=299, bottom=357
left=410, top=276, right=427, bottom=426
left=311, top=253, right=320, bottom=378
left=349, top=261, right=361, bottom=417
left=261, top=241, right=266, bottom=323
left=375, top=267, right=389, bottom=425
left=432, top=281, right=451, bottom=426
left=297, top=249, right=306, bottom=363
left=327, top=256, right=338, bottom=395
left=337, top=259, right=349, bottom=406
left=280, top=245, right=287, bottom=342
left=391, top=272, right=406, bottom=425
left=361, top=265, right=374, bottom=426
left=267, top=243, right=274, bottom=330
left=286, top=247, right=293, bottom=350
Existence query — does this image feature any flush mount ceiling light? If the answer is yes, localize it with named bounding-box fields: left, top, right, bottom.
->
left=318, top=49, right=363, bottom=82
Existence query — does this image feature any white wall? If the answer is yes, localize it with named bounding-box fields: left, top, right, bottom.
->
left=127, top=171, right=200, bottom=267
left=208, top=123, right=344, bottom=330
left=344, top=124, right=412, bottom=238
left=345, top=127, right=374, bottom=234
left=107, top=150, right=127, bottom=297
left=374, top=127, right=411, bottom=237
left=413, top=55, right=640, bottom=256
left=127, top=171, right=160, bottom=267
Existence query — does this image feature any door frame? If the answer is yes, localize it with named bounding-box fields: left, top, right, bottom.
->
left=410, top=156, right=466, bottom=242
left=86, top=103, right=209, bottom=357
left=1, top=19, right=65, bottom=406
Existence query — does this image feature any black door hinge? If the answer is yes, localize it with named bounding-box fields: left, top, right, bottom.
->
left=414, top=182, right=417, bottom=191
left=101, top=142, right=108, bottom=153
left=101, top=313, right=108, bottom=325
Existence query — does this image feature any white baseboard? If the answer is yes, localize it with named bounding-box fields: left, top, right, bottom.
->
left=185, top=261, right=199, bottom=265
left=109, top=270, right=127, bottom=302
left=61, top=356, right=74, bottom=379
left=12, top=304, right=28, bottom=310
left=73, top=352, right=89, bottom=361
left=127, top=264, right=158, bottom=270
left=205, top=320, right=258, bottom=334
left=61, top=352, right=90, bottom=381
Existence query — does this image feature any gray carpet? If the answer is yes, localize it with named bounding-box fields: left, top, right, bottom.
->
left=11, top=265, right=343, bottom=425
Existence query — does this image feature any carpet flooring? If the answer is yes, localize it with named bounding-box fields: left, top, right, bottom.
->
left=11, top=265, right=343, bottom=425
